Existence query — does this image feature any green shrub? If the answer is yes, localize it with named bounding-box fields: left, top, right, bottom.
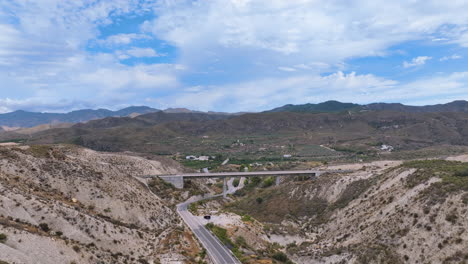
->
left=72, top=245, right=80, bottom=252
left=241, top=214, right=253, bottom=222
left=39, top=223, right=50, bottom=232
left=272, top=252, right=290, bottom=262
left=454, top=168, right=468, bottom=177
left=205, top=224, right=235, bottom=249
left=0, top=233, right=7, bottom=243
left=189, top=203, right=198, bottom=214
left=233, top=178, right=240, bottom=187
left=262, top=177, right=275, bottom=188
left=250, top=177, right=261, bottom=187
left=235, top=236, right=247, bottom=248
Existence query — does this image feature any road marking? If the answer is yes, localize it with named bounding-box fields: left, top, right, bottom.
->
left=178, top=203, right=239, bottom=263
left=182, top=212, right=225, bottom=263
left=191, top=212, right=240, bottom=264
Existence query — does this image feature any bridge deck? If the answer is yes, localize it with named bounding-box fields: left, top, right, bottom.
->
left=152, top=170, right=337, bottom=179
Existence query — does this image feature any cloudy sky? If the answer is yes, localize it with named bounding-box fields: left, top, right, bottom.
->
left=0, top=0, right=468, bottom=113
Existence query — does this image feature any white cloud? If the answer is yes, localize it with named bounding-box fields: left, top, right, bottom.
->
left=0, top=0, right=180, bottom=112
left=0, top=97, right=96, bottom=113
left=126, top=47, right=162, bottom=58
left=115, top=47, right=165, bottom=60
left=98, top=33, right=151, bottom=46
left=278, top=67, right=296, bottom=72
left=0, top=51, right=180, bottom=112
left=403, top=56, right=432, bottom=68
left=147, top=0, right=468, bottom=70
left=1, top=0, right=468, bottom=113
left=153, top=71, right=398, bottom=112
left=151, top=71, right=468, bottom=112
left=440, top=54, right=463, bottom=61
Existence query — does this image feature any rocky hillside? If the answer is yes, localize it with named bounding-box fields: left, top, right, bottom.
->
left=224, top=159, right=468, bottom=263
left=0, top=144, right=206, bottom=264
left=10, top=110, right=468, bottom=158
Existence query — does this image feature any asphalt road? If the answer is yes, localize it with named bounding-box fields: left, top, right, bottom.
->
left=177, top=196, right=241, bottom=264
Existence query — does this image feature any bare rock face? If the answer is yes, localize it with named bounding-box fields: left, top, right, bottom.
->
left=228, top=160, right=468, bottom=264
left=0, top=145, right=202, bottom=264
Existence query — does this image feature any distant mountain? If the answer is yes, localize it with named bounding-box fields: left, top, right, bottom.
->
left=267, top=100, right=361, bottom=113
left=0, top=106, right=158, bottom=127
left=268, top=100, right=468, bottom=114
left=365, top=100, right=468, bottom=113
left=163, top=108, right=198, bottom=114
left=73, top=111, right=232, bottom=130
left=163, top=108, right=247, bottom=116
left=10, top=110, right=468, bottom=155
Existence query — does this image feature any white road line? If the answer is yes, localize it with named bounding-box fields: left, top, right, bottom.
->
left=177, top=193, right=241, bottom=264
left=182, top=212, right=225, bottom=263
left=191, top=213, right=239, bottom=264
left=178, top=205, right=236, bottom=263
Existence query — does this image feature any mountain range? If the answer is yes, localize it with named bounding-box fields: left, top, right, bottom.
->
left=0, top=106, right=159, bottom=128
left=0, top=106, right=249, bottom=128
left=1, top=109, right=465, bottom=159
left=3, top=100, right=468, bottom=129
left=268, top=100, right=468, bottom=113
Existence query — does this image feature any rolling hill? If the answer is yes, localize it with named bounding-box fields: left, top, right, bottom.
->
left=2, top=110, right=468, bottom=161
left=0, top=106, right=159, bottom=128
left=268, top=100, right=468, bottom=114
left=267, top=100, right=361, bottom=113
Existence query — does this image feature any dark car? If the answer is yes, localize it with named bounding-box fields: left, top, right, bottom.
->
left=204, top=215, right=211, bottom=220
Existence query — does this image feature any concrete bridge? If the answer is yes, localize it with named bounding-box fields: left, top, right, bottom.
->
left=144, top=169, right=349, bottom=197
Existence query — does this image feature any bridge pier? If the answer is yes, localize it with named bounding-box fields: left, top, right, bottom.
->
left=275, top=176, right=281, bottom=186
left=153, top=170, right=335, bottom=191
left=223, top=177, right=227, bottom=198
left=159, top=175, right=184, bottom=189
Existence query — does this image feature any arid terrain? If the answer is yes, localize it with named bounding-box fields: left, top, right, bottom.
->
left=0, top=144, right=210, bottom=264
left=189, top=159, right=468, bottom=264
left=1, top=104, right=468, bottom=264
left=1, top=142, right=468, bottom=264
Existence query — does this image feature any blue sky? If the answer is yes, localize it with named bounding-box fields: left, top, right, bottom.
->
left=0, top=0, right=468, bottom=113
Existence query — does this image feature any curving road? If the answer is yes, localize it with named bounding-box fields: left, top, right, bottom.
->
left=177, top=195, right=241, bottom=264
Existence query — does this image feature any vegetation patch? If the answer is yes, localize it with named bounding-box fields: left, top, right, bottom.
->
left=228, top=185, right=329, bottom=224
left=353, top=243, right=403, bottom=264
left=180, top=159, right=223, bottom=170
left=205, top=223, right=235, bottom=249
left=148, top=177, right=203, bottom=203
left=229, top=176, right=372, bottom=226
left=28, top=145, right=52, bottom=158
left=330, top=178, right=373, bottom=210
left=232, top=178, right=240, bottom=187
left=403, top=160, right=468, bottom=205
left=271, top=252, right=294, bottom=263
left=240, top=214, right=253, bottom=222
left=0, top=233, right=7, bottom=243
left=0, top=138, right=25, bottom=143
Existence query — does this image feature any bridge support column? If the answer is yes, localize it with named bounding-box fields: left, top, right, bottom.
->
left=275, top=176, right=281, bottom=186
left=223, top=177, right=227, bottom=198
left=159, top=176, right=184, bottom=189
